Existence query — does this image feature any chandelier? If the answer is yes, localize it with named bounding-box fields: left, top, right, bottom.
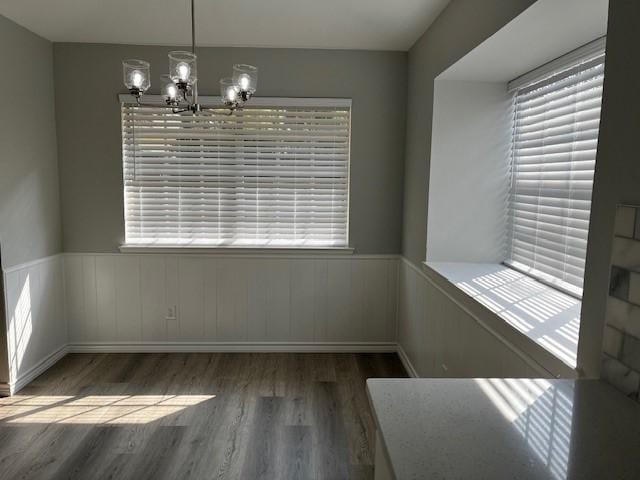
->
left=121, top=0, right=258, bottom=114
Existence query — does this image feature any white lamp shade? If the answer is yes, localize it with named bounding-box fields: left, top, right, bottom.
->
left=161, top=74, right=179, bottom=101
left=220, top=77, right=239, bottom=104
left=123, top=59, right=151, bottom=92
left=232, top=64, right=258, bottom=93
left=168, top=51, right=197, bottom=85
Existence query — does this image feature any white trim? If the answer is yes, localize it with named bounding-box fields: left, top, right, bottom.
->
left=1, top=267, right=9, bottom=395
left=67, top=251, right=398, bottom=261
left=68, top=342, right=398, bottom=353
left=2, top=253, right=63, bottom=275
left=118, top=245, right=355, bottom=256
left=9, top=345, right=69, bottom=395
left=396, top=344, right=418, bottom=378
left=250, top=97, right=353, bottom=108
left=393, top=259, right=401, bottom=344
left=345, top=101, right=353, bottom=251
left=508, top=36, right=606, bottom=91
left=118, top=94, right=353, bottom=108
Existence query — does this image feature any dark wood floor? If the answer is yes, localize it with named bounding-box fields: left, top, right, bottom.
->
left=0, top=352, right=406, bottom=480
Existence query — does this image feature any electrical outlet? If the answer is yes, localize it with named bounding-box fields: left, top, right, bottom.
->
left=166, top=305, right=177, bottom=320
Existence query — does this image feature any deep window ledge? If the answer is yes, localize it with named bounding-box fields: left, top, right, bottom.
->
left=422, top=261, right=581, bottom=370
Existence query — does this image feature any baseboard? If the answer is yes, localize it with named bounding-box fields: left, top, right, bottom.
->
left=396, top=343, right=419, bottom=378
left=8, top=344, right=69, bottom=395
left=2, top=342, right=405, bottom=395
left=68, top=341, right=399, bottom=353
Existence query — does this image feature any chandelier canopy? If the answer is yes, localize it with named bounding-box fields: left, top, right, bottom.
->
left=122, top=0, right=258, bottom=113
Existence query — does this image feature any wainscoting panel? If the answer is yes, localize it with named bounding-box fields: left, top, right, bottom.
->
left=3, top=252, right=559, bottom=392
left=397, top=259, right=549, bottom=378
left=3, top=255, right=67, bottom=393
left=63, top=254, right=399, bottom=348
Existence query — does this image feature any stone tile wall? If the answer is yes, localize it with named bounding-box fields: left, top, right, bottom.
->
left=602, top=205, right=640, bottom=401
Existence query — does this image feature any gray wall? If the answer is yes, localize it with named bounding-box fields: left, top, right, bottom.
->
left=401, top=0, right=536, bottom=265
left=53, top=44, right=407, bottom=254
left=0, top=15, right=62, bottom=389
left=579, top=0, right=640, bottom=377
left=0, top=15, right=62, bottom=269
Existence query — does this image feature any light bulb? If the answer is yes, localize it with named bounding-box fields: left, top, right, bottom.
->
left=166, top=84, right=178, bottom=99
left=132, top=70, right=144, bottom=88
left=177, top=62, right=190, bottom=82
left=238, top=73, right=250, bottom=91
left=226, top=86, right=237, bottom=102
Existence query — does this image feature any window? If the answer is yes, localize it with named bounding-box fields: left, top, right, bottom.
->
left=506, top=39, right=605, bottom=298
left=121, top=98, right=351, bottom=248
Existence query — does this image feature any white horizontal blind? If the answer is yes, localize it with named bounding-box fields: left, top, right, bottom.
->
left=506, top=48, right=605, bottom=297
left=122, top=101, right=350, bottom=247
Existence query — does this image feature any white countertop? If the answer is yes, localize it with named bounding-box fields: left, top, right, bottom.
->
left=367, top=378, right=640, bottom=480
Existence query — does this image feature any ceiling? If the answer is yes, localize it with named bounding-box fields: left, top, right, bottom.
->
left=0, top=0, right=450, bottom=51
left=439, top=0, right=609, bottom=82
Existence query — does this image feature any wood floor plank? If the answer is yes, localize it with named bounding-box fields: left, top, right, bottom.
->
left=335, top=355, right=378, bottom=466
left=52, top=426, right=121, bottom=479
left=313, top=381, right=350, bottom=480
left=162, top=391, right=228, bottom=480
left=241, top=396, right=284, bottom=479
left=124, top=426, right=186, bottom=480
left=0, top=352, right=406, bottom=480
left=283, top=354, right=313, bottom=426
left=281, top=425, right=313, bottom=480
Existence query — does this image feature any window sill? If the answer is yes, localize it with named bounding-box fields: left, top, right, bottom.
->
left=423, top=261, right=581, bottom=370
left=118, top=244, right=355, bottom=256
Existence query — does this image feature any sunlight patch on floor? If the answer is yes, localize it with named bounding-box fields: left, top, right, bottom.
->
left=0, top=394, right=215, bottom=424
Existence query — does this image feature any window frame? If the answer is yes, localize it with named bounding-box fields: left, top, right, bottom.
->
left=504, top=38, right=606, bottom=299
left=118, top=95, right=353, bottom=252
